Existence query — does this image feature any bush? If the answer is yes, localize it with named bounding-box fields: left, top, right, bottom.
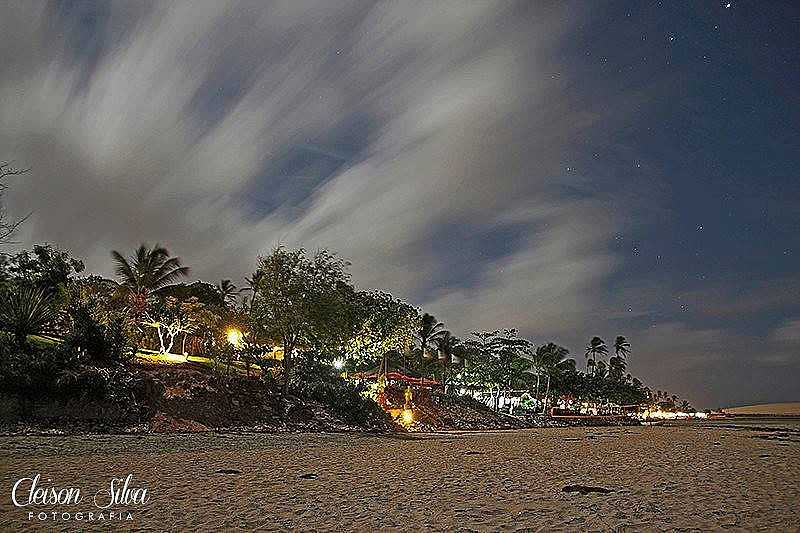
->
left=55, top=366, right=139, bottom=403
left=0, top=285, right=57, bottom=348
left=0, top=339, right=80, bottom=395
left=65, top=304, right=133, bottom=364
left=290, top=353, right=389, bottom=429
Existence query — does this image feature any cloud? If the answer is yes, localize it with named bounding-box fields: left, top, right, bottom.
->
left=771, top=318, right=800, bottom=344
left=3, top=1, right=795, bottom=408
left=1, top=1, right=621, bottom=319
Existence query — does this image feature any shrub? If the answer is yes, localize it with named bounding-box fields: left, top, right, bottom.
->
left=290, top=353, right=389, bottom=429
left=0, top=285, right=57, bottom=348
left=55, top=365, right=139, bottom=403
left=65, top=304, right=133, bottom=364
left=0, top=340, right=80, bottom=395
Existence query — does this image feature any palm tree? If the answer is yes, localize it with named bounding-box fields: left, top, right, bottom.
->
left=524, top=342, right=575, bottom=414
left=217, top=279, right=241, bottom=307
left=435, top=331, right=460, bottom=392
left=584, top=336, right=608, bottom=374
left=614, top=335, right=631, bottom=359
left=608, top=355, right=627, bottom=381
left=111, top=244, right=190, bottom=308
left=417, top=313, right=446, bottom=369
left=0, top=286, right=57, bottom=349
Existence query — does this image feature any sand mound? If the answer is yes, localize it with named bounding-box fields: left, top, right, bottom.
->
left=724, top=402, right=800, bottom=416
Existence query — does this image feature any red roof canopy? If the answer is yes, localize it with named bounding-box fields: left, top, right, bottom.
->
left=350, top=370, right=440, bottom=386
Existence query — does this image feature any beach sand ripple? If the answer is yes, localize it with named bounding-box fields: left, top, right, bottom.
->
left=1, top=426, right=798, bottom=531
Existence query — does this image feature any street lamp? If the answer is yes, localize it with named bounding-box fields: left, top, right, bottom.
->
left=226, top=327, right=243, bottom=348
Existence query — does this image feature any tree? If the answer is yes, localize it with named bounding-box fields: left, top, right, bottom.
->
left=217, top=279, right=241, bottom=308
left=584, top=336, right=608, bottom=374
left=347, top=291, right=418, bottom=367
left=463, top=329, right=532, bottom=396
left=142, top=296, right=208, bottom=355
left=614, top=335, right=631, bottom=359
left=0, top=244, right=85, bottom=296
left=435, top=331, right=461, bottom=392
left=0, top=161, right=29, bottom=246
left=249, top=246, right=357, bottom=402
left=523, top=342, right=575, bottom=411
left=416, top=313, right=446, bottom=370
left=111, top=243, right=190, bottom=298
left=111, top=243, right=190, bottom=316
left=608, top=355, right=627, bottom=382
left=0, top=286, right=57, bottom=349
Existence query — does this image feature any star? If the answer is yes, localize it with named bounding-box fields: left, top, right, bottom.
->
left=725, top=2, right=732, bottom=8
left=697, top=225, right=704, bottom=231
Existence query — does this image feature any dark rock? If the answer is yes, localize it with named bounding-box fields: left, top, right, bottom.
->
left=216, top=468, right=241, bottom=475
left=562, top=485, right=614, bottom=495
left=287, top=404, right=314, bottom=423
left=299, top=473, right=318, bottom=480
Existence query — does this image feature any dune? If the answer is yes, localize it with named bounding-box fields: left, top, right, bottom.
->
left=724, top=402, right=800, bottom=416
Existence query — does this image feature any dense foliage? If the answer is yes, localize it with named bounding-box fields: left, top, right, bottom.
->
left=1, top=240, right=686, bottom=428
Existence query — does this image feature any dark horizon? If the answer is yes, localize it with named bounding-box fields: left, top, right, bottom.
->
left=1, top=1, right=798, bottom=408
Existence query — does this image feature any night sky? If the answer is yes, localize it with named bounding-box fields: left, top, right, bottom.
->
left=1, top=1, right=798, bottom=408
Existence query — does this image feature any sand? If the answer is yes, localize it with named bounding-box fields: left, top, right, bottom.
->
left=1, top=426, right=799, bottom=531
left=724, top=402, right=800, bottom=416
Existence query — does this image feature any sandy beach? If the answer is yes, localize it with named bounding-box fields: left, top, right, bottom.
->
left=1, top=426, right=799, bottom=531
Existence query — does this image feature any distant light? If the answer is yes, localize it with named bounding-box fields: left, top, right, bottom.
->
left=333, top=358, right=344, bottom=370
left=401, top=409, right=414, bottom=426
left=226, top=328, right=243, bottom=347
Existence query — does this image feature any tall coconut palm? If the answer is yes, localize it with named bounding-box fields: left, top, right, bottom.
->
left=524, top=342, right=575, bottom=414
left=435, top=331, right=460, bottom=392
left=417, top=313, right=446, bottom=367
left=111, top=244, right=190, bottom=301
left=608, top=355, right=627, bottom=381
left=614, top=335, right=631, bottom=359
left=217, top=279, right=241, bottom=307
left=584, top=336, right=608, bottom=374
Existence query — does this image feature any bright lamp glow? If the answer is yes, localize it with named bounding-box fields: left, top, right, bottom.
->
left=333, top=358, right=345, bottom=370
left=401, top=409, right=414, bottom=426
left=226, top=328, right=243, bottom=347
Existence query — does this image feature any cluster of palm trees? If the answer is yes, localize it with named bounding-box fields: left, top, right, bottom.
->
left=585, top=335, right=631, bottom=380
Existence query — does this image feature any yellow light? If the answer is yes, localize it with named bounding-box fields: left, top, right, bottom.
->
left=226, top=328, right=243, bottom=347
left=401, top=409, right=414, bottom=426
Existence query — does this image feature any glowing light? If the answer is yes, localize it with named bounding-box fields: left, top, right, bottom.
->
left=401, top=409, right=414, bottom=426
left=226, top=328, right=244, bottom=347
left=333, top=358, right=345, bottom=370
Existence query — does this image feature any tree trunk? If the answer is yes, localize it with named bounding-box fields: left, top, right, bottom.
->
left=280, top=341, right=294, bottom=412
left=543, top=374, right=551, bottom=415
left=165, top=330, right=176, bottom=355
